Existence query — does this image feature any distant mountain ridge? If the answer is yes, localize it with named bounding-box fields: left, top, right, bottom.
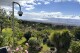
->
left=21, top=17, right=80, bottom=26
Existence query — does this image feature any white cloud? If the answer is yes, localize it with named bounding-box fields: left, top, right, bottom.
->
left=0, top=0, right=80, bottom=20
left=1, top=5, right=18, bottom=11
left=19, top=0, right=27, bottom=6
left=53, top=0, right=80, bottom=3
left=76, top=0, right=80, bottom=3
left=18, top=0, right=36, bottom=10
left=32, top=18, right=48, bottom=20
left=44, top=2, right=50, bottom=4
left=18, top=11, right=80, bottom=21
left=54, top=0, right=73, bottom=2
left=76, top=0, right=80, bottom=2
left=1, top=6, right=12, bottom=11
left=37, top=2, right=41, bottom=5
left=0, top=5, right=18, bottom=16
left=1, top=0, right=80, bottom=11
left=37, top=0, right=52, bottom=4
left=0, top=0, right=36, bottom=11
left=18, top=0, right=51, bottom=10
left=54, top=0, right=62, bottom=2
left=25, top=5, right=35, bottom=10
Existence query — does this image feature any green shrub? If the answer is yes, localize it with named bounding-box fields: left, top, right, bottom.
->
left=0, top=35, right=4, bottom=46
left=28, top=37, right=42, bottom=53
left=47, top=39, right=54, bottom=47
left=50, top=32, right=61, bottom=53
left=74, top=27, right=80, bottom=40
left=28, top=37, right=40, bottom=47
left=24, top=31, right=32, bottom=41
left=50, top=30, right=71, bottom=53
left=2, top=28, right=13, bottom=46
left=60, top=30, right=71, bottom=53
left=71, top=41, right=80, bottom=53
left=17, top=37, right=26, bottom=45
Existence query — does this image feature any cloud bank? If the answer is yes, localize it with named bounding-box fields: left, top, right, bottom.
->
left=0, top=0, right=80, bottom=11
left=0, top=0, right=80, bottom=21
left=18, top=11, right=80, bottom=21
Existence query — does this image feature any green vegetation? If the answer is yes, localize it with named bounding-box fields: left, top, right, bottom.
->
left=71, top=41, right=80, bottom=53
left=50, top=30, right=71, bottom=53
left=0, top=8, right=80, bottom=53
left=28, top=37, right=42, bottom=53
left=74, top=27, right=80, bottom=40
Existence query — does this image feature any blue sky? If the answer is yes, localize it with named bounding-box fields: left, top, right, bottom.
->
left=1, top=0, right=80, bottom=20
left=32, top=1, right=80, bottom=15
left=19, top=0, right=80, bottom=15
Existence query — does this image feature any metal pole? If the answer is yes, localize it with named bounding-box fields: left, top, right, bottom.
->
left=12, top=2, right=15, bottom=49
left=12, top=1, right=22, bottom=49
left=13, top=2, right=21, bottom=11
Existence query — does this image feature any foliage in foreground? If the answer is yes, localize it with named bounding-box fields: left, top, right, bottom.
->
left=71, top=41, right=80, bottom=53
left=28, top=37, right=42, bottom=53
left=2, top=28, right=13, bottom=46
left=1, top=8, right=80, bottom=53
left=74, top=27, right=80, bottom=40
left=50, top=30, right=71, bottom=53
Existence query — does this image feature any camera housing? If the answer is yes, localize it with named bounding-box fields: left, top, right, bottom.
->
left=18, top=11, right=23, bottom=16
